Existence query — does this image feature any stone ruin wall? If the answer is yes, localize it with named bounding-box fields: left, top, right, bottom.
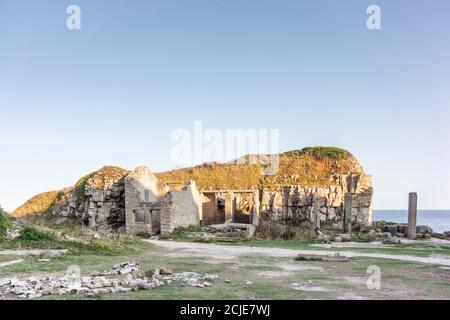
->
left=260, top=174, right=373, bottom=227
left=124, top=167, right=167, bottom=236
left=201, top=191, right=260, bottom=226
left=160, top=182, right=203, bottom=236
left=233, top=192, right=260, bottom=225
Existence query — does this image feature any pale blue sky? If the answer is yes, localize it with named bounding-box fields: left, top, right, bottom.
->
left=1, top=0, right=449, bottom=211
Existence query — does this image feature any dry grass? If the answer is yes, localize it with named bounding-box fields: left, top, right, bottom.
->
left=157, top=147, right=364, bottom=190
left=77, top=166, right=129, bottom=190
left=11, top=190, right=70, bottom=218
left=12, top=166, right=128, bottom=218
left=156, top=162, right=262, bottom=190
left=262, top=151, right=363, bottom=187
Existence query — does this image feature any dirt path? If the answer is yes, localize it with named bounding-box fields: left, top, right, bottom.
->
left=0, top=250, right=68, bottom=257
left=0, top=259, right=24, bottom=268
left=145, top=240, right=450, bottom=266
left=311, top=237, right=450, bottom=249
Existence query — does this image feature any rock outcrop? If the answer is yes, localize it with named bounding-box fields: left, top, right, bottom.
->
left=58, top=166, right=128, bottom=232
left=12, top=147, right=374, bottom=235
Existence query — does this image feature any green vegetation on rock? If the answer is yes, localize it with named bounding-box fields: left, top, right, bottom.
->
left=0, top=205, right=12, bottom=236
left=284, top=147, right=353, bottom=160
left=75, top=174, right=91, bottom=207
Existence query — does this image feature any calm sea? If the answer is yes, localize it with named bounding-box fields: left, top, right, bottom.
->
left=372, top=210, right=450, bottom=233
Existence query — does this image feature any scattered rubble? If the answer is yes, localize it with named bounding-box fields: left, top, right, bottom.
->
left=334, top=234, right=351, bottom=243
left=314, top=231, right=331, bottom=244
left=382, top=236, right=402, bottom=245
left=91, top=261, right=140, bottom=276
left=0, top=261, right=219, bottom=299
left=380, top=223, right=434, bottom=239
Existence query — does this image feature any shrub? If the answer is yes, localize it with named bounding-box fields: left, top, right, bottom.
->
left=18, top=227, right=55, bottom=241
left=170, top=225, right=203, bottom=237
left=0, top=209, right=12, bottom=236
left=256, top=219, right=314, bottom=240
left=284, top=147, right=352, bottom=160
left=301, top=147, right=352, bottom=160
left=136, top=231, right=152, bottom=238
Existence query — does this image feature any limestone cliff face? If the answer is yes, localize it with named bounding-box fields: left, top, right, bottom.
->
left=58, top=167, right=129, bottom=232
left=260, top=173, right=373, bottom=227
left=62, top=183, right=126, bottom=232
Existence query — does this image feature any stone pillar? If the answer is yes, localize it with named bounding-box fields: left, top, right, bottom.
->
left=251, top=191, right=260, bottom=226
left=408, top=192, right=417, bottom=240
left=344, top=192, right=352, bottom=234
left=313, top=197, right=320, bottom=231
left=224, top=193, right=232, bottom=223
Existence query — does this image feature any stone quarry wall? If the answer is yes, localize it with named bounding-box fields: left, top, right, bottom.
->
left=160, top=181, right=203, bottom=236
left=58, top=180, right=126, bottom=232
left=260, top=174, right=373, bottom=227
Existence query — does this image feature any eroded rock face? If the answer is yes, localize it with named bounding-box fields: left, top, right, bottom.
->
left=53, top=167, right=128, bottom=233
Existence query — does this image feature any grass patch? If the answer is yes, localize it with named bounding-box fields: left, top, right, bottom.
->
left=18, top=226, right=55, bottom=241
left=294, top=256, right=324, bottom=262
left=0, top=227, right=130, bottom=256
left=160, top=225, right=206, bottom=241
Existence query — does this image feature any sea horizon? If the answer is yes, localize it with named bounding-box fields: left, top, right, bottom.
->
left=372, top=210, right=450, bottom=233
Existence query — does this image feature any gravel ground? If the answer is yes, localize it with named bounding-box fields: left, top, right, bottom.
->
left=144, top=240, right=450, bottom=266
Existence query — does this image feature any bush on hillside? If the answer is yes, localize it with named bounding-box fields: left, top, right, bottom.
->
left=0, top=206, right=12, bottom=236
left=284, top=147, right=352, bottom=160
left=17, top=227, right=55, bottom=241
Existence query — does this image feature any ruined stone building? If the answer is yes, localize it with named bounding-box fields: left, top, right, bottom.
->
left=123, top=167, right=262, bottom=236
left=37, top=166, right=371, bottom=237
left=11, top=148, right=374, bottom=237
